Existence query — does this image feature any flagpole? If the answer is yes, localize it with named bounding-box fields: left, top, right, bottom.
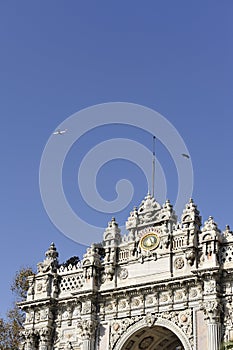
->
left=152, top=136, right=156, bottom=198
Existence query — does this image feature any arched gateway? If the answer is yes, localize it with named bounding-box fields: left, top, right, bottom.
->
left=113, top=316, right=191, bottom=350
left=19, top=195, right=233, bottom=350
left=119, top=326, right=183, bottom=350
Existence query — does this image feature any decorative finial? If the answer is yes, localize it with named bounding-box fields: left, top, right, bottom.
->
left=45, top=242, right=58, bottom=260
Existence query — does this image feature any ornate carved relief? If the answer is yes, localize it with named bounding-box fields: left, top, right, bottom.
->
left=117, top=267, right=128, bottom=280
left=200, top=300, right=222, bottom=322
left=77, top=319, right=97, bottom=340
left=131, top=297, right=141, bottom=308
left=204, top=280, right=218, bottom=294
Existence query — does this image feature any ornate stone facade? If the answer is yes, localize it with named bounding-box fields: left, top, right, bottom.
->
left=19, top=194, right=233, bottom=349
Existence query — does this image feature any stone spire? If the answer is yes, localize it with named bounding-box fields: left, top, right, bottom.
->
left=102, top=218, right=121, bottom=282
left=37, top=242, right=59, bottom=273
left=202, top=216, right=220, bottom=237
left=137, top=193, right=161, bottom=224
left=199, top=216, right=221, bottom=267
left=158, top=199, right=177, bottom=223
left=45, top=242, right=59, bottom=260
left=125, top=206, right=139, bottom=230
left=222, top=225, right=233, bottom=242
left=181, top=198, right=202, bottom=231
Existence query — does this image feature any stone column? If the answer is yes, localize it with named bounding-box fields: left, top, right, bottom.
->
left=39, top=328, right=52, bottom=350
left=23, top=330, right=35, bottom=350
left=78, top=319, right=97, bottom=350
left=25, top=338, right=34, bottom=350
left=201, top=300, right=222, bottom=350
left=207, top=322, right=221, bottom=350
left=82, top=339, right=92, bottom=350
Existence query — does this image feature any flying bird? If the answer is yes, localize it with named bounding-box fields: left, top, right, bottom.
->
left=182, top=153, right=190, bottom=159
left=53, top=128, right=68, bottom=135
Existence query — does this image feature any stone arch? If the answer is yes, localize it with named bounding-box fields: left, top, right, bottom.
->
left=113, top=315, right=192, bottom=350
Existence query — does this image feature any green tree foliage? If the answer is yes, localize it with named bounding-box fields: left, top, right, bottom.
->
left=61, top=255, right=80, bottom=268
left=0, top=319, right=11, bottom=349
left=10, top=267, right=34, bottom=300
left=0, top=267, right=34, bottom=350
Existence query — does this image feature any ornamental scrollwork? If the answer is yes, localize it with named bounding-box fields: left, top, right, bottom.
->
left=162, top=309, right=193, bottom=338
left=110, top=316, right=142, bottom=347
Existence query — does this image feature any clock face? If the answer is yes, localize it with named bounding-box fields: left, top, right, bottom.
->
left=140, top=232, right=160, bottom=251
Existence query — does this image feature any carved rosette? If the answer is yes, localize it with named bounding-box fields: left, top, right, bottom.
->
left=174, top=257, right=185, bottom=270
left=131, top=297, right=141, bottom=308
left=174, top=290, right=184, bottom=302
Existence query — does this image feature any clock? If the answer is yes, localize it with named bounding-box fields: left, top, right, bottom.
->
left=140, top=232, right=160, bottom=251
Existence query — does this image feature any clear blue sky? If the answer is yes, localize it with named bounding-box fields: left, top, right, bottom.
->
left=0, top=1, right=233, bottom=317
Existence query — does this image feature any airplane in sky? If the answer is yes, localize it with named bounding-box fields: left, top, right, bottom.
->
left=182, top=153, right=190, bottom=159
left=53, top=128, right=68, bottom=135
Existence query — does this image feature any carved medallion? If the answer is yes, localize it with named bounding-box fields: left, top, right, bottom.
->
left=174, top=257, right=185, bottom=269
left=132, top=298, right=140, bottom=307
left=118, top=268, right=128, bottom=280
left=160, top=293, right=168, bottom=303
left=119, top=300, right=126, bottom=309
left=189, top=288, right=198, bottom=298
